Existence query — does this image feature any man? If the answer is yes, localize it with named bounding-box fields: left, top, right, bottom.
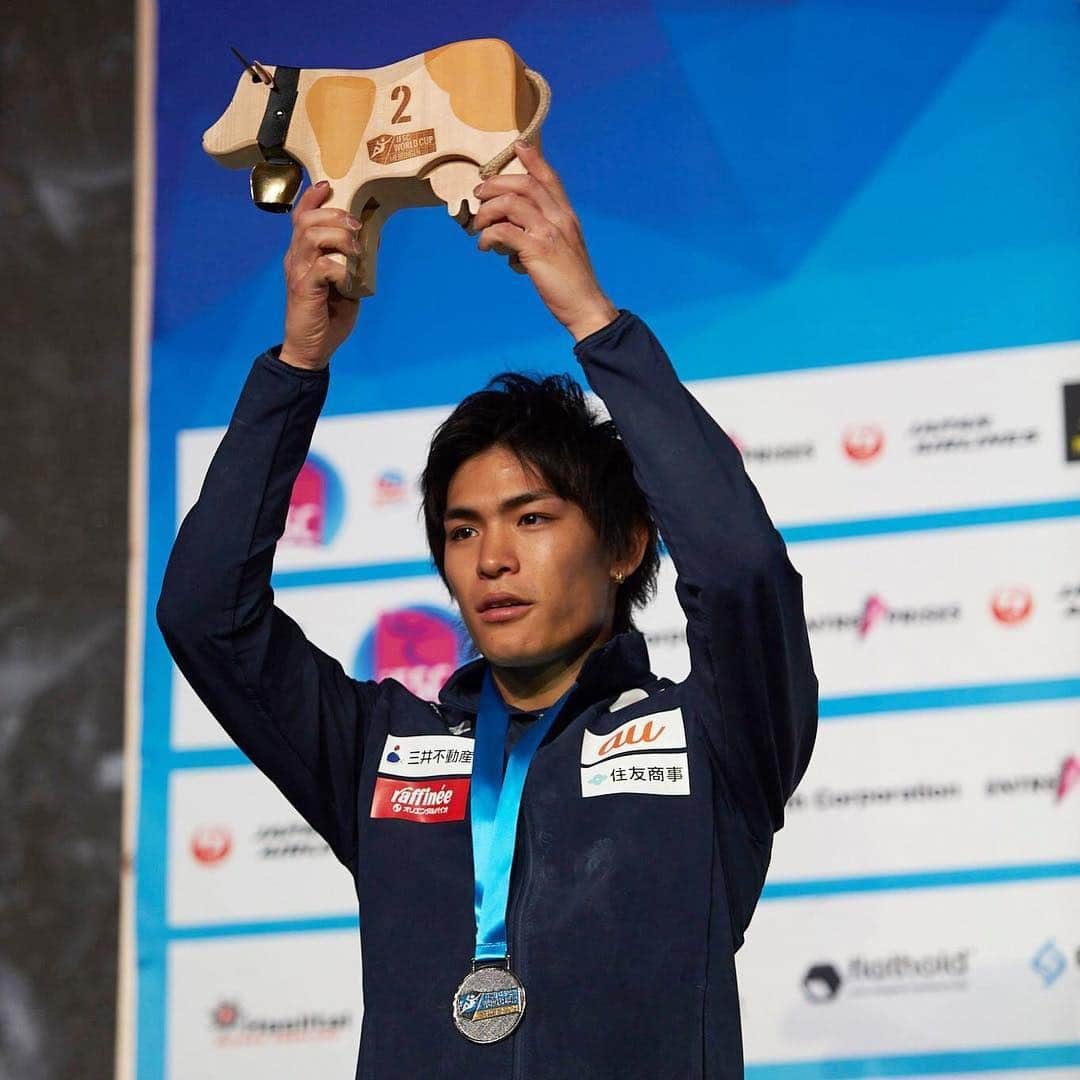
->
left=157, top=139, right=818, bottom=1078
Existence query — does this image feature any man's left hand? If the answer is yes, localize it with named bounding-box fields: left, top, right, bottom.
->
left=471, top=141, right=619, bottom=342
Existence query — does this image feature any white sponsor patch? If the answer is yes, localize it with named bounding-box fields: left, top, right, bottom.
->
left=580, top=707, right=686, bottom=767
left=581, top=752, right=691, bottom=797
left=377, top=734, right=474, bottom=777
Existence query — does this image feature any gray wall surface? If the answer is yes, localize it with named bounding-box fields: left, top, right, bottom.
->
left=0, top=4, right=133, bottom=1078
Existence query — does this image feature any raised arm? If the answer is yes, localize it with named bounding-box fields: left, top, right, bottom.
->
left=470, top=141, right=817, bottom=844
left=157, top=180, right=374, bottom=871
left=574, top=312, right=818, bottom=842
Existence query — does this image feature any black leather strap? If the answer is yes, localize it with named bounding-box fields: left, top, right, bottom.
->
left=257, top=65, right=300, bottom=161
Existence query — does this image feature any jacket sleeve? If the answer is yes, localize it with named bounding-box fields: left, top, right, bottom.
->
left=156, top=348, right=378, bottom=874
left=574, top=311, right=818, bottom=842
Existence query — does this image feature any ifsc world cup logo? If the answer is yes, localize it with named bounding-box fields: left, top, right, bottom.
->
left=283, top=452, right=345, bottom=547
left=354, top=606, right=468, bottom=700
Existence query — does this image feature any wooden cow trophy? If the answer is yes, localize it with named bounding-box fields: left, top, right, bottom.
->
left=203, top=38, right=551, bottom=298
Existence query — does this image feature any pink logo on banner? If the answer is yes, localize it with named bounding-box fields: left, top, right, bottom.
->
left=283, top=453, right=344, bottom=547
left=354, top=606, right=465, bottom=700
left=858, top=594, right=890, bottom=638
left=1057, top=755, right=1080, bottom=802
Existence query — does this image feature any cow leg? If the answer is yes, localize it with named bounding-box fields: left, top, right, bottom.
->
left=424, top=154, right=529, bottom=231
left=423, top=160, right=484, bottom=228
left=338, top=176, right=441, bottom=298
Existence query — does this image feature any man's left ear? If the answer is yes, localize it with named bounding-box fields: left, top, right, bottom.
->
left=617, top=521, right=650, bottom=581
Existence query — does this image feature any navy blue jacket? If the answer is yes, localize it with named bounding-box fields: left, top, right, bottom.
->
left=157, top=310, right=818, bottom=1079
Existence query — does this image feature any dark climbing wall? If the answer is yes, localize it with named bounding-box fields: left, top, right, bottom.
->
left=0, top=4, right=132, bottom=1078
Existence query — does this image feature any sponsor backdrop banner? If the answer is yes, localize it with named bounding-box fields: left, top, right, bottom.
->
left=134, top=2, right=1080, bottom=1077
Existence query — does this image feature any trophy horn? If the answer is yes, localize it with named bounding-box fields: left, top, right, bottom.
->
left=228, top=46, right=302, bottom=212
left=229, top=44, right=277, bottom=89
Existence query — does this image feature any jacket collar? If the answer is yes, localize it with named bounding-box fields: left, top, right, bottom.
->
left=437, top=629, right=653, bottom=717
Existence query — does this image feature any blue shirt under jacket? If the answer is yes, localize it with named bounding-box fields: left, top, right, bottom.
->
left=157, top=309, right=819, bottom=1079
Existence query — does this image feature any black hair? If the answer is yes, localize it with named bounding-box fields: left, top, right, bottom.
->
left=420, top=371, right=660, bottom=634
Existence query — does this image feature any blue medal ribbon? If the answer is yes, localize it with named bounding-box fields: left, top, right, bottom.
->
left=470, top=667, right=574, bottom=962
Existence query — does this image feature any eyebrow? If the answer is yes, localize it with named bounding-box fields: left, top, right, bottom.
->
left=444, top=489, right=559, bottom=523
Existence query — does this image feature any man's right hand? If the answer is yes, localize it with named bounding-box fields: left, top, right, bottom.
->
left=279, top=181, right=362, bottom=371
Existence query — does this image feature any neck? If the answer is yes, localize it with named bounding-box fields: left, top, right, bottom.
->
left=489, top=624, right=613, bottom=713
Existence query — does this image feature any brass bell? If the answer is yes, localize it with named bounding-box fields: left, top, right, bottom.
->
left=250, top=159, right=302, bottom=213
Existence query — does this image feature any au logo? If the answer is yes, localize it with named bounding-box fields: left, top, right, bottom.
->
left=597, top=720, right=666, bottom=758
left=581, top=707, right=686, bottom=770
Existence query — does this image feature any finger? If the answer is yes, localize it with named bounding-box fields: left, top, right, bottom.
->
left=479, top=172, right=570, bottom=227
left=292, top=179, right=334, bottom=216
left=471, top=192, right=549, bottom=235
left=477, top=221, right=529, bottom=257
left=286, top=199, right=360, bottom=278
left=291, top=180, right=359, bottom=241
left=299, top=252, right=355, bottom=297
left=512, top=141, right=572, bottom=214
left=295, top=205, right=360, bottom=231
left=292, top=209, right=361, bottom=262
left=298, top=224, right=362, bottom=265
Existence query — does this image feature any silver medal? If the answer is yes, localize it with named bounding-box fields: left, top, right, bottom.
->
left=451, top=964, right=526, bottom=1043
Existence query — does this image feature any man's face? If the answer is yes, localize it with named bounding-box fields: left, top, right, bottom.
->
left=442, top=445, right=616, bottom=668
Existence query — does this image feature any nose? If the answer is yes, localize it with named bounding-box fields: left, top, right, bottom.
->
left=477, top=523, right=519, bottom=579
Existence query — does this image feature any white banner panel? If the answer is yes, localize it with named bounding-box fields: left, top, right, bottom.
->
left=168, top=767, right=357, bottom=925
left=637, top=519, right=1080, bottom=697
left=797, top=519, right=1080, bottom=695
left=736, top=879, right=1080, bottom=1063
left=771, top=700, right=1080, bottom=880
left=694, top=340, right=1080, bottom=524
left=177, top=404, right=448, bottom=571
left=167, top=931, right=361, bottom=1080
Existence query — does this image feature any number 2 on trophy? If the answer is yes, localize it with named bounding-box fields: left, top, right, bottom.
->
left=391, top=85, right=412, bottom=124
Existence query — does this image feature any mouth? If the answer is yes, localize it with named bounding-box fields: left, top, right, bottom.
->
left=476, top=594, right=534, bottom=624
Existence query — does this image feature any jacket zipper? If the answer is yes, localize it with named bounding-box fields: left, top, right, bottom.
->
left=508, top=796, right=535, bottom=1080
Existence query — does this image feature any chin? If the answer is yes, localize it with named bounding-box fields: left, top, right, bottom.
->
left=472, top=634, right=552, bottom=669
left=470, top=620, right=603, bottom=670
